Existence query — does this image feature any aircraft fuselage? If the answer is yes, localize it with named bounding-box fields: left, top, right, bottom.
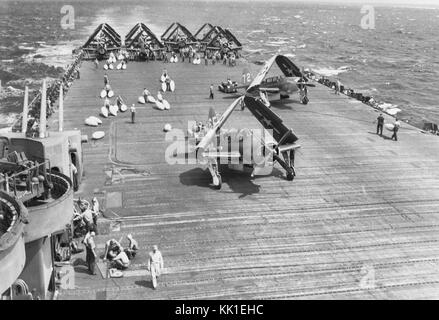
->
left=259, top=75, right=299, bottom=96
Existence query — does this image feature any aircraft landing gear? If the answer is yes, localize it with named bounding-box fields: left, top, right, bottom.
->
left=301, top=95, right=309, bottom=105
left=208, top=159, right=222, bottom=190
left=213, top=174, right=222, bottom=190
left=240, top=99, right=246, bottom=111
left=273, top=148, right=297, bottom=182
left=286, top=167, right=296, bottom=181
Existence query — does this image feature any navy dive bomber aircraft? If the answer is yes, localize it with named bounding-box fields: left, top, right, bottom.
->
left=191, top=55, right=302, bottom=189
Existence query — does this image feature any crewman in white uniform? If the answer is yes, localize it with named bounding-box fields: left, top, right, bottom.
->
left=147, top=245, right=164, bottom=289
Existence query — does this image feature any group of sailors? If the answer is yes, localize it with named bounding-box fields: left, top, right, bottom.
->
left=206, top=50, right=237, bottom=67
left=72, top=197, right=100, bottom=238
left=83, top=230, right=164, bottom=288
left=305, top=70, right=380, bottom=109
left=159, top=46, right=237, bottom=67
left=103, top=235, right=138, bottom=270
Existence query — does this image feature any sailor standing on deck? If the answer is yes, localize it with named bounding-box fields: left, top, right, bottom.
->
left=299, top=84, right=308, bottom=104
left=91, top=197, right=100, bottom=226
left=104, top=73, right=109, bottom=86
left=334, top=79, right=340, bottom=94
left=391, top=118, right=401, bottom=141
left=84, top=231, right=97, bottom=275
left=130, top=104, right=136, bottom=124
left=376, top=113, right=385, bottom=136
left=148, top=245, right=164, bottom=289
left=209, top=84, right=214, bottom=99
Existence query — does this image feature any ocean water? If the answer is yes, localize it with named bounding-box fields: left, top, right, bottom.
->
left=1, top=0, right=439, bottom=128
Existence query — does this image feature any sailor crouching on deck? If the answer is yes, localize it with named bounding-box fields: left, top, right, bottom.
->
left=112, top=251, right=130, bottom=270
left=103, top=239, right=123, bottom=261
left=148, top=245, right=164, bottom=289
left=125, top=234, right=138, bottom=259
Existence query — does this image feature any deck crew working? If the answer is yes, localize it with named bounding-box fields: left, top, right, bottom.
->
left=391, top=118, right=401, bottom=141
left=84, top=231, right=97, bottom=275
left=376, top=113, right=384, bottom=136
left=130, top=104, right=136, bottom=123
left=209, top=84, right=214, bottom=99
left=148, top=245, right=164, bottom=289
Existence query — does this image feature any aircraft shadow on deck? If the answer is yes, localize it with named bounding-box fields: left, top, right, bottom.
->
left=179, top=167, right=289, bottom=198
left=135, top=280, right=154, bottom=289
left=179, top=168, right=212, bottom=188
left=269, top=100, right=298, bottom=110
left=179, top=167, right=261, bottom=197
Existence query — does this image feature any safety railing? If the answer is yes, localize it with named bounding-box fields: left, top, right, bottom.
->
left=12, top=50, right=85, bottom=134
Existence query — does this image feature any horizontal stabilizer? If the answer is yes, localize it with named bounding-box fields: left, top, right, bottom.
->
left=201, top=151, right=241, bottom=159
left=277, top=143, right=301, bottom=153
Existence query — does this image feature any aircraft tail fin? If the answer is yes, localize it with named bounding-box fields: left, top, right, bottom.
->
left=241, top=67, right=253, bottom=86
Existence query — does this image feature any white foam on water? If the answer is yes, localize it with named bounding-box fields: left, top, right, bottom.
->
left=386, top=108, right=402, bottom=115
left=266, top=40, right=289, bottom=46
left=24, top=40, right=83, bottom=67
left=313, top=66, right=350, bottom=77
left=18, top=45, right=35, bottom=51
left=244, top=48, right=264, bottom=54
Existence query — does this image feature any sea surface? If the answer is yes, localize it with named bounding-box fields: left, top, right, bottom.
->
left=1, top=0, right=439, bottom=129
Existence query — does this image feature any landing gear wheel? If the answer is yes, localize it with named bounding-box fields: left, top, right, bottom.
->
left=286, top=172, right=295, bottom=181
left=301, top=97, right=309, bottom=105
left=286, top=167, right=296, bottom=181
left=213, top=174, right=222, bottom=190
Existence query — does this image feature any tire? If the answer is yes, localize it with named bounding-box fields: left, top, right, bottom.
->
left=214, top=174, right=222, bottom=190
left=286, top=172, right=295, bottom=181
left=302, top=96, right=309, bottom=105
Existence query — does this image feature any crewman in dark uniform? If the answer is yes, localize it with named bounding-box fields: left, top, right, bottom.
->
left=209, top=84, right=214, bottom=99
left=376, top=113, right=384, bottom=136
left=391, top=118, right=401, bottom=141
left=130, top=104, right=136, bottom=124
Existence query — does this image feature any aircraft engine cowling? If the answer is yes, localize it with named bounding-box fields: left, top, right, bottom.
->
left=96, top=44, right=107, bottom=56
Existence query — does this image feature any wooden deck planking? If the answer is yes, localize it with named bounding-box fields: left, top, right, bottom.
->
left=57, top=60, right=439, bottom=299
